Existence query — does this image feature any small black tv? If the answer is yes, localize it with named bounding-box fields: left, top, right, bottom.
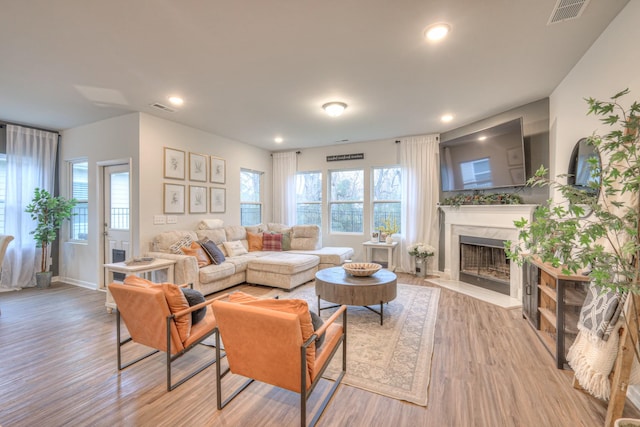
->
left=440, top=117, right=526, bottom=192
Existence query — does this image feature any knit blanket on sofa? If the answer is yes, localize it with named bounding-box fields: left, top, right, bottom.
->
left=567, top=282, right=637, bottom=400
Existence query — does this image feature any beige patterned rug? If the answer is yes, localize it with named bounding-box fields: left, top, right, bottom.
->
left=269, top=282, right=440, bottom=406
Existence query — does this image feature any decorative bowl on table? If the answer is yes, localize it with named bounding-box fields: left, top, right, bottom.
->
left=343, top=262, right=382, bottom=277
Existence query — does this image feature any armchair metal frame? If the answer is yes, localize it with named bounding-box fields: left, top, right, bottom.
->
left=112, top=283, right=227, bottom=391
left=214, top=304, right=347, bottom=427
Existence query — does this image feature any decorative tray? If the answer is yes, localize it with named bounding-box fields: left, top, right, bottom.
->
left=125, top=257, right=155, bottom=266
left=343, top=262, right=382, bottom=277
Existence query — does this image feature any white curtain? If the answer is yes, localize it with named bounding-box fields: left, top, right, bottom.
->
left=400, top=134, right=440, bottom=273
left=0, top=125, right=58, bottom=289
left=272, top=151, right=297, bottom=225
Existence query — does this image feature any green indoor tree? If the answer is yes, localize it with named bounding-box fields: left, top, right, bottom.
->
left=25, top=188, right=77, bottom=279
left=506, top=89, right=640, bottom=423
left=507, top=88, right=639, bottom=299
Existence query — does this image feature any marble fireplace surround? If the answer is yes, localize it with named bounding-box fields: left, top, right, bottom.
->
left=438, top=205, right=538, bottom=302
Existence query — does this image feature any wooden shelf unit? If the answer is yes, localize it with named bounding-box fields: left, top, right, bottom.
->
left=522, top=259, right=590, bottom=369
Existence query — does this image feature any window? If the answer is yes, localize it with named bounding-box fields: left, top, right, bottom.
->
left=295, top=171, right=322, bottom=226
left=70, top=160, right=89, bottom=240
left=0, top=154, right=6, bottom=233
left=329, top=169, right=363, bottom=233
left=240, top=169, right=262, bottom=226
left=372, top=166, right=401, bottom=233
left=460, top=158, right=492, bottom=189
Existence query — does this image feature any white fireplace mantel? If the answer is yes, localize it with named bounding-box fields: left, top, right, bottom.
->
left=439, top=204, right=538, bottom=301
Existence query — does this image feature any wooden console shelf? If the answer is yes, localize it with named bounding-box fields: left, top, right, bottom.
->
left=522, top=258, right=589, bottom=369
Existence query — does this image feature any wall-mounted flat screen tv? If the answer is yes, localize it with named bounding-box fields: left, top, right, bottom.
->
left=440, top=117, right=526, bottom=192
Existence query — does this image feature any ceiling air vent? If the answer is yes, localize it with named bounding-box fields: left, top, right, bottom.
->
left=149, top=102, right=176, bottom=113
left=548, top=0, right=591, bottom=25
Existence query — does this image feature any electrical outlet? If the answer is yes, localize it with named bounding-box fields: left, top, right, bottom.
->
left=166, top=215, right=178, bottom=224
left=153, top=215, right=166, bottom=225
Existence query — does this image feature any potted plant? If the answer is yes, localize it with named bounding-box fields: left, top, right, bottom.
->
left=506, top=89, right=640, bottom=425
left=25, top=188, right=77, bottom=288
left=408, top=242, right=435, bottom=277
left=377, top=217, right=399, bottom=243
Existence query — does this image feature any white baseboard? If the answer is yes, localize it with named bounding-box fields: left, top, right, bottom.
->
left=58, top=276, right=98, bottom=290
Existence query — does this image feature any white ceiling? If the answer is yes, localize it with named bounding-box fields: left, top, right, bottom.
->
left=0, top=0, right=629, bottom=151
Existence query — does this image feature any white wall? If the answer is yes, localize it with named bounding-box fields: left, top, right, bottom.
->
left=58, top=112, right=271, bottom=289
left=549, top=0, right=640, bottom=407
left=59, top=113, right=140, bottom=288
left=550, top=2, right=640, bottom=188
left=138, top=113, right=272, bottom=252
left=296, top=138, right=400, bottom=262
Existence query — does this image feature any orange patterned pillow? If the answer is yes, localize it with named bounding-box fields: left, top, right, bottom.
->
left=247, top=232, right=263, bottom=251
left=181, top=242, right=212, bottom=267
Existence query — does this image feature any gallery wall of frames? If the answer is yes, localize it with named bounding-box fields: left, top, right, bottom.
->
left=162, top=147, right=226, bottom=214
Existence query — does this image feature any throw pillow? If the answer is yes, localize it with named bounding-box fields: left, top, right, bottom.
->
left=262, top=232, right=282, bottom=251
left=122, top=276, right=191, bottom=342
left=310, top=311, right=325, bottom=349
left=162, top=283, right=191, bottom=342
left=181, top=288, right=207, bottom=325
left=223, top=240, right=248, bottom=257
left=199, top=238, right=226, bottom=264
left=247, top=231, right=264, bottom=252
left=281, top=231, right=292, bottom=251
left=180, top=242, right=212, bottom=267
left=169, top=235, right=194, bottom=255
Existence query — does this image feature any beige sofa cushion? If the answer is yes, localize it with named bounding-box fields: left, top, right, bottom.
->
left=154, top=230, right=198, bottom=253
left=196, top=229, right=227, bottom=244
left=199, top=262, right=236, bottom=283
left=197, top=219, right=224, bottom=230
left=247, top=253, right=319, bottom=275
left=290, top=225, right=321, bottom=250
left=245, top=223, right=268, bottom=234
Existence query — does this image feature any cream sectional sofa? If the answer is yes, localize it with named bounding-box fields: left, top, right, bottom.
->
left=148, top=223, right=353, bottom=296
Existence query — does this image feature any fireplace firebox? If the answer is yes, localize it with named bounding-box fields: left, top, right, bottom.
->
left=459, top=235, right=510, bottom=295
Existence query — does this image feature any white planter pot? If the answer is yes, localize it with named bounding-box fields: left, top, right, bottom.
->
left=615, top=419, right=640, bottom=427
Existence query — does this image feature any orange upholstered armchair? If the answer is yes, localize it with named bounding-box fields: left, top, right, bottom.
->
left=212, top=295, right=347, bottom=427
left=108, top=278, right=226, bottom=391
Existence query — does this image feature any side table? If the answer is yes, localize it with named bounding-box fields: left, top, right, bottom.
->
left=362, top=241, right=398, bottom=271
left=104, top=258, right=177, bottom=313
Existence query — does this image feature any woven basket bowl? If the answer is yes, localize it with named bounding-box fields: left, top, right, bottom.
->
left=343, top=262, right=382, bottom=277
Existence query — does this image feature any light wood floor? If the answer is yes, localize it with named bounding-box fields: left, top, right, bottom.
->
left=1, top=274, right=638, bottom=427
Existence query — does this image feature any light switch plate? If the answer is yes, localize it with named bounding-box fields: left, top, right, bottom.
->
left=166, top=215, right=178, bottom=224
left=153, top=215, right=166, bottom=225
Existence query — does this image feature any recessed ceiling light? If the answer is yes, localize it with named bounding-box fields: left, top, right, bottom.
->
left=322, top=102, right=347, bottom=117
left=168, top=96, right=184, bottom=106
left=478, top=136, right=487, bottom=141
left=274, top=136, right=283, bottom=143
left=441, top=114, right=453, bottom=123
left=425, top=23, right=451, bottom=41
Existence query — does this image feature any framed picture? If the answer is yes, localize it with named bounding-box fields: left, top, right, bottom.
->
left=164, top=183, right=185, bottom=213
left=164, top=147, right=185, bottom=180
left=506, top=147, right=523, bottom=166
left=189, top=152, right=208, bottom=182
left=510, top=167, right=525, bottom=183
left=189, top=185, right=207, bottom=213
left=210, top=187, right=226, bottom=213
left=210, top=156, right=226, bottom=184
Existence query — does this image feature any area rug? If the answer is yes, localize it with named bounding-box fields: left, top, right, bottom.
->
left=269, top=282, right=440, bottom=406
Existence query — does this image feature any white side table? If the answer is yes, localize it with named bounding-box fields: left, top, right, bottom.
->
left=104, top=258, right=177, bottom=313
left=362, top=241, right=399, bottom=272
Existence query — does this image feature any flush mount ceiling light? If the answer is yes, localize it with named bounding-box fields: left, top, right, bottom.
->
left=424, top=23, right=451, bottom=41
left=322, top=102, right=347, bottom=117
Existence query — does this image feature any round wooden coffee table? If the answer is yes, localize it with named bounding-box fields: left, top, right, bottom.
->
left=315, top=266, right=397, bottom=325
